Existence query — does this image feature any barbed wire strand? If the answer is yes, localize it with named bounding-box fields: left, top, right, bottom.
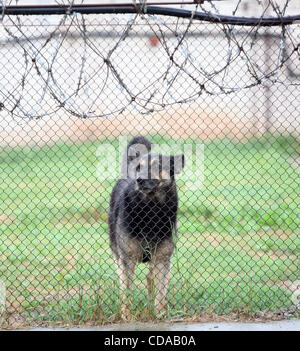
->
left=0, top=0, right=299, bottom=119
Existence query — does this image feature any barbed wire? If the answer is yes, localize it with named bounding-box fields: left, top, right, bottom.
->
left=0, top=0, right=299, bottom=119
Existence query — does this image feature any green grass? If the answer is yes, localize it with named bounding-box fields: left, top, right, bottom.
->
left=0, top=134, right=299, bottom=325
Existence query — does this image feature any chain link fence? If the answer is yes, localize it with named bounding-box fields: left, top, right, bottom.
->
left=0, top=1, right=299, bottom=327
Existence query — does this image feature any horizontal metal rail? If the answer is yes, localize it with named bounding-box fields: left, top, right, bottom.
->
left=1, top=4, right=300, bottom=26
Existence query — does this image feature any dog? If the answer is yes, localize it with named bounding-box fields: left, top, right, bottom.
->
left=108, top=136, right=184, bottom=317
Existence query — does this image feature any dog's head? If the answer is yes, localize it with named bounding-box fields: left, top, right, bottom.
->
left=132, top=153, right=184, bottom=195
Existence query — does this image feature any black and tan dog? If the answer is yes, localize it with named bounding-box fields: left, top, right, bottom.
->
left=108, top=136, right=184, bottom=317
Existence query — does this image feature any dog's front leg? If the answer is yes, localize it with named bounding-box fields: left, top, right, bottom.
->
left=153, top=259, right=171, bottom=315
left=116, top=257, right=136, bottom=319
left=147, top=262, right=154, bottom=304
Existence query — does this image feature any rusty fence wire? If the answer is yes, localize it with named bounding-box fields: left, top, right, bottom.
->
left=0, top=1, right=299, bottom=326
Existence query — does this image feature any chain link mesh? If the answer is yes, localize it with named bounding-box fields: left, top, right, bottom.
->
left=0, top=1, right=299, bottom=327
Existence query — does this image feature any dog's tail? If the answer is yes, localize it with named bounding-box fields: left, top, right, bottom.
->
left=121, top=136, right=152, bottom=179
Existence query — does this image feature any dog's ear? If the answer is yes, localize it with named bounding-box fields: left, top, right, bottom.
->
left=171, top=154, right=185, bottom=174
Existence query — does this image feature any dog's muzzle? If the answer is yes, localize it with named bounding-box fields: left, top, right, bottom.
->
left=137, top=177, right=158, bottom=194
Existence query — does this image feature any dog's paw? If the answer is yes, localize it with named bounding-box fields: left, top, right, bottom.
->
left=121, top=305, right=132, bottom=321
left=155, top=304, right=168, bottom=318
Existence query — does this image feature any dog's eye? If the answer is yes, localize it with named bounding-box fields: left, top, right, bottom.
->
left=136, top=164, right=141, bottom=172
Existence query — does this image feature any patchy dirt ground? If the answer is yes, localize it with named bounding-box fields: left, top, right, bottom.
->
left=0, top=103, right=264, bottom=148
left=52, top=319, right=300, bottom=331
left=24, top=319, right=300, bottom=331
left=1, top=308, right=299, bottom=330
